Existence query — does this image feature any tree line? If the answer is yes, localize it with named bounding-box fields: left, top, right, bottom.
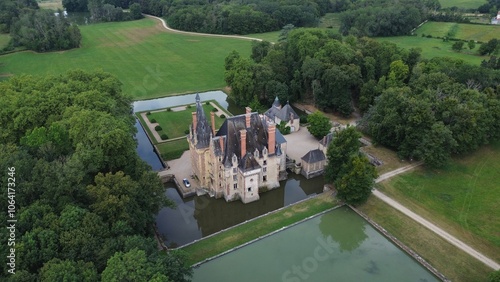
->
left=0, top=0, right=81, bottom=52
left=0, top=70, right=192, bottom=281
left=225, top=28, right=500, bottom=168
left=64, top=0, right=143, bottom=22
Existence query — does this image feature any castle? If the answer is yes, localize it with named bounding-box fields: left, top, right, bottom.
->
left=188, top=94, right=287, bottom=204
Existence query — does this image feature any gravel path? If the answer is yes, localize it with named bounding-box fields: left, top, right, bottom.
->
left=145, top=14, right=263, bottom=42
left=374, top=164, right=500, bottom=270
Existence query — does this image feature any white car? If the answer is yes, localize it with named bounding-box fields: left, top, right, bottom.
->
left=183, top=178, right=191, bottom=188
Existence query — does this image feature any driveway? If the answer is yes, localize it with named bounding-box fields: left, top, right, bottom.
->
left=284, top=126, right=321, bottom=163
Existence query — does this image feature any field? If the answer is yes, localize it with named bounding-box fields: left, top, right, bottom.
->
left=375, top=36, right=487, bottom=65
left=319, top=13, right=342, bottom=30
left=246, top=31, right=281, bottom=43
left=415, top=21, right=500, bottom=42
left=0, top=18, right=252, bottom=100
left=157, top=139, right=189, bottom=160
left=358, top=197, right=492, bottom=282
left=38, top=0, right=63, bottom=10
left=376, top=141, right=500, bottom=264
left=439, top=0, right=487, bottom=9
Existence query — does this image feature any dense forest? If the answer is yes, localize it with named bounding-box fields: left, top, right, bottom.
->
left=0, top=0, right=81, bottom=52
left=0, top=70, right=192, bottom=281
left=225, top=29, right=500, bottom=167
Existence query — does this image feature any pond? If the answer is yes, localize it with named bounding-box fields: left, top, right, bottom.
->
left=191, top=207, right=439, bottom=282
left=156, top=173, right=325, bottom=247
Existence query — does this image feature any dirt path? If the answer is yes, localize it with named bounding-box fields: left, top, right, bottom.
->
left=145, top=14, right=263, bottom=42
left=373, top=164, right=500, bottom=270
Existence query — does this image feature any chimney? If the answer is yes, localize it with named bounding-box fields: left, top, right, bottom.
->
left=219, top=137, right=224, bottom=154
left=240, top=129, right=247, bottom=157
left=192, top=112, right=197, bottom=131
left=245, top=107, right=251, bottom=128
left=210, top=112, right=216, bottom=135
left=268, top=123, right=276, bottom=155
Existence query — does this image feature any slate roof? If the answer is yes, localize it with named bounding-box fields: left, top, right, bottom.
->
left=216, top=112, right=286, bottom=167
left=320, top=132, right=334, bottom=148
left=272, top=96, right=281, bottom=108
left=239, top=153, right=261, bottom=172
left=301, top=149, right=326, bottom=164
left=191, top=94, right=213, bottom=149
left=264, top=100, right=300, bottom=123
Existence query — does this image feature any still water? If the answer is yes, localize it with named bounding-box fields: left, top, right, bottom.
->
left=192, top=207, right=439, bottom=282
left=156, top=173, right=325, bottom=247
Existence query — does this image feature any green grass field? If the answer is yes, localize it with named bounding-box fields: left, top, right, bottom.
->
left=319, top=13, right=342, bottom=30
left=147, top=104, right=225, bottom=139
left=246, top=31, right=281, bottom=43
left=377, top=141, right=500, bottom=263
left=358, top=197, right=492, bottom=282
left=157, top=139, right=189, bottom=160
left=0, top=18, right=252, bottom=100
left=415, top=21, right=500, bottom=42
left=439, top=0, right=486, bottom=9
left=375, top=36, right=487, bottom=65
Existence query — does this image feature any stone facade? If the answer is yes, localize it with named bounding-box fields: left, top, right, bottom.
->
left=188, top=94, right=287, bottom=204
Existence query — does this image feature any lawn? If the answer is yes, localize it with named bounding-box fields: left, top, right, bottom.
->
left=375, top=36, right=488, bottom=65
left=439, top=0, right=487, bottom=10
left=246, top=31, right=281, bottom=43
left=181, top=191, right=340, bottom=265
left=157, top=139, right=189, bottom=160
left=147, top=103, right=226, bottom=140
left=358, top=197, right=492, bottom=282
left=415, top=21, right=500, bottom=42
left=0, top=18, right=253, bottom=100
left=377, top=141, right=500, bottom=263
left=38, top=0, right=63, bottom=10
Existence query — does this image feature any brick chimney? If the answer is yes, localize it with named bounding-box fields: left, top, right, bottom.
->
left=219, top=137, right=224, bottom=154
left=268, top=123, right=276, bottom=155
left=192, top=112, right=197, bottom=131
left=245, top=107, right=251, bottom=128
left=210, top=112, right=216, bottom=135
left=240, top=129, right=247, bottom=157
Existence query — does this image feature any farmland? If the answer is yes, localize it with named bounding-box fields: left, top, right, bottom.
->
left=415, top=21, right=500, bottom=42
left=0, top=18, right=253, bottom=100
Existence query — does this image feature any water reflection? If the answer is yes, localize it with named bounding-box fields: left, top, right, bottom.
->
left=156, top=173, right=324, bottom=247
left=318, top=208, right=368, bottom=252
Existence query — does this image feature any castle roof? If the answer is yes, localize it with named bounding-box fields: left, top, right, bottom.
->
left=301, top=149, right=326, bottom=164
left=264, top=100, right=299, bottom=122
left=191, top=96, right=213, bottom=149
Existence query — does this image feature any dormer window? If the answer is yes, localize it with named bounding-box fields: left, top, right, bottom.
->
left=254, top=149, right=259, bottom=158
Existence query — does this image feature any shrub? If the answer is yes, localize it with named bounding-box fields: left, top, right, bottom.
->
left=146, top=111, right=151, bottom=115
left=300, top=115, right=308, bottom=124
left=161, top=134, right=168, bottom=140
left=187, top=105, right=192, bottom=109
left=167, top=108, right=172, bottom=112
left=205, top=101, right=210, bottom=105
left=184, top=129, right=190, bottom=134
left=220, top=114, right=226, bottom=118
left=150, top=118, right=157, bottom=123
left=212, top=108, right=218, bottom=112
left=155, top=125, right=162, bottom=131
left=421, top=33, right=425, bottom=37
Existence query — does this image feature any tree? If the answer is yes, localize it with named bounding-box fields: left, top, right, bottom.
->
left=452, top=41, right=464, bottom=52
left=40, top=259, right=98, bottom=282
left=334, top=154, right=376, bottom=205
left=63, top=0, right=88, bottom=12
left=129, top=3, right=142, bottom=20
left=325, top=126, right=361, bottom=182
left=489, top=270, right=500, bottom=282
left=307, top=111, right=331, bottom=139
left=468, top=40, right=476, bottom=50
left=478, top=39, right=499, bottom=56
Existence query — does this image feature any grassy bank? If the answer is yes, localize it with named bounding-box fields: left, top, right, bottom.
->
left=181, top=192, right=339, bottom=265
left=358, top=196, right=492, bottom=282
left=377, top=141, right=500, bottom=263
left=439, top=0, right=486, bottom=9
left=157, top=139, right=189, bottom=161
left=415, top=21, right=500, bottom=42
left=375, top=36, right=487, bottom=65
left=0, top=18, right=252, bottom=100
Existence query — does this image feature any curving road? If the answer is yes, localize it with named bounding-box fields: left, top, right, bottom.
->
left=374, top=164, right=500, bottom=270
left=145, top=14, right=263, bottom=42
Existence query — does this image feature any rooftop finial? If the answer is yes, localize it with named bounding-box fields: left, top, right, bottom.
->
left=195, top=93, right=201, bottom=103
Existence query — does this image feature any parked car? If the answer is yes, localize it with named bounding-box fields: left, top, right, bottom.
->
left=183, top=178, right=191, bottom=188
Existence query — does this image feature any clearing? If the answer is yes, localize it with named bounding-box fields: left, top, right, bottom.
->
left=0, top=18, right=253, bottom=100
left=415, top=21, right=500, bottom=42
left=439, top=0, right=487, bottom=10
left=376, top=141, right=500, bottom=264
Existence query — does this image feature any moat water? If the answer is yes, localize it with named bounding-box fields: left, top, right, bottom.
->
left=192, top=207, right=439, bottom=282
